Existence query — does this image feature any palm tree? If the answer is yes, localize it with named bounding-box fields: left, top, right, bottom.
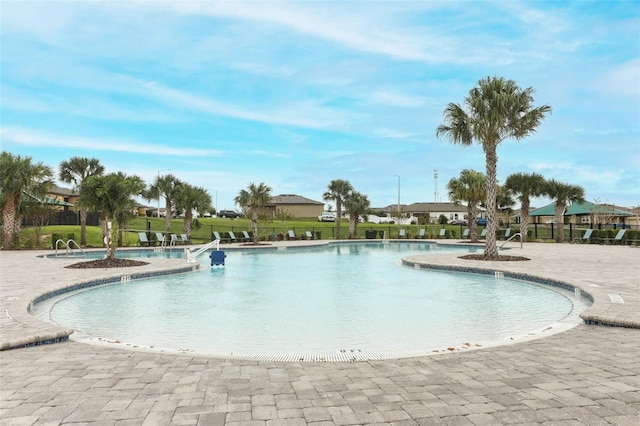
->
left=323, top=179, right=353, bottom=239
left=447, top=169, right=485, bottom=242
left=0, top=152, right=53, bottom=249
left=175, top=184, right=212, bottom=240
left=504, top=172, right=546, bottom=242
left=436, top=76, right=551, bottom=259
left=234, top=182, right=272, bottom=244
left=144, top=174, right=182, bottom=233
left=544, top=179, right=585, bottom=243
left=80, top=172, right=145, bottom=259
left=59, top=156, right=105, bottom=246
left=343, top=190, right=370, bottom=239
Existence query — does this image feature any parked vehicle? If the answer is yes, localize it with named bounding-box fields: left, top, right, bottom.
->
left=218, top=209, right=241, bottom=218
left=318, top=213, right=336, bottom=222
left=449, top=219, right=468, bottom=225
left=476, top=218, right=487, bottom=226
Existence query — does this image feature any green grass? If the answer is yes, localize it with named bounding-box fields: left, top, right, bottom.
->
left=18, top=217, right=515, bottom=249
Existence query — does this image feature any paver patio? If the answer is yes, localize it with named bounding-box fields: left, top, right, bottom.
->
left=1, top=241, right=639, bottom=425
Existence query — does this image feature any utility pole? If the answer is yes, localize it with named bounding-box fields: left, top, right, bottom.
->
left=434, top=169, right=439, bottom=202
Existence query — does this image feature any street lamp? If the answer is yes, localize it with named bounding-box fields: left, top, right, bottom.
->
left=157, top=169, right=171, bottom=218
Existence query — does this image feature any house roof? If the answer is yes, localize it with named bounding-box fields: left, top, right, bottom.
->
left=529, top=201, right=633, bottom=217
left=23, top=192, right=74, bottom=206
left=47, top=184, right=79, bottom=197
left=269, top=194, right=323, bottom=205
left=405, top=202, right=471, bottom=213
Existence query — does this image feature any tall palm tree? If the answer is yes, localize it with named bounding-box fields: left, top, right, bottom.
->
left=80, top=172, right=145, bottom=259
left=59, top=156, right=105, bottom=246
left=323, top=179, right=353, bottom=239
left=144, top=174, right=182, bottom=234
left=234, top=182, right=272, bottom=244
left=175, top=184, right=212, bottom=240
left=0, top=152, right=53, bottom=249
left=446, top=169, right=485, bottom=242
left=436, top=76, right=551, bottom=259
left=544, top=179, right=585, bottom=243
left=343, top=190, right=370, bottom=239
left=504, top=172, right=546, bottom=242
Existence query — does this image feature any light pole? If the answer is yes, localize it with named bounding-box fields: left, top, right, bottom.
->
left=395, top=175, right=400, bottom=223
left=157, top=169, right=171, bottom=218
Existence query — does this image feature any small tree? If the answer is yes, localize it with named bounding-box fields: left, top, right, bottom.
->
left=447, top=169, right=485, bottom=242
left=80, top=173, right=145, bottom=259
left=544, top=179, right=585, bottom=243
left=343, top=190, right=370, bottom=239
left=504, top=172, right=546, bottom=242
left=174, top=184, right=212, bottom=240
left=59, top=156, right=105, bottom=246
left=144, top=174, right=182, bottom=234
left=235, top=182, right=272, bottom=244
left=0, top=152, right=53, bottom=249
left=323, top=179, right=353, bottom=239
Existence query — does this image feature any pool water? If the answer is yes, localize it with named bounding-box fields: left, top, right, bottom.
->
left=38, top=242, right=589, bottom=360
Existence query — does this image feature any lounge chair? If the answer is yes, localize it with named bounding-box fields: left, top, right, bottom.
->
left=138, top=232, right=152, bottom=247
left=418, top=228, right=426, bottom=239
left=398, top=229, right=406, bottom=239
left=170, top=234, right=179, bottom=246
left=155, top=232, right=166, bottom=245
left=180, top=233, right=190, bottom=244
left=571, top=229, right=593, bottom=244
left=462, top=228, right=470, bottom=239
left=228, top=231, right=239, bottom=243
left=437, top=228, right=446, bottom=239
left=305, top=231, right=314, bottom=240
left=287, top=230, right=300, bottom=240
left=479, top=228, right=487, bottom=239
left=212, top=231, right=230, bottom=244
left=502, top=228, right=512, bottom=240
left=242, top=231, right=252, bottom=242
left=596, top=229, right=626, bottom=245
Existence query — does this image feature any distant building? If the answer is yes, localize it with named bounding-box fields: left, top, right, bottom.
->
left=267, top=194, right=324, bottom=218
left=373, top=202, right=480, bottom=224
left=527, top=201, right=634, bottom=226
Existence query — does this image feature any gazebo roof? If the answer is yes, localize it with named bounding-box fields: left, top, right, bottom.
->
left=528, top=201, right=632, bottom=217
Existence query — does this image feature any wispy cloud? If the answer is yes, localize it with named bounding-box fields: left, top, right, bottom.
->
left=0, top=127, right=222, bottom=157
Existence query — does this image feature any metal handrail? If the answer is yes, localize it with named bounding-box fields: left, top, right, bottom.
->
left=185, top=239, right=220, bottom=263
left=500, top=232, right=523, bottom=250
left=54, top=239, right=86, bottom=257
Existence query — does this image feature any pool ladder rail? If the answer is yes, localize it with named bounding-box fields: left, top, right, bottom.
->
left=54, top=239, right=86, bottom=258
left=500, top=232, right=523, bottom=250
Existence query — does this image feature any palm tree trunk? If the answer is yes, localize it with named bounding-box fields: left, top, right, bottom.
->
left=183, top=212, right=193, bottom=239
left=520, top=199, right=530, bottom=242
left=484, top=143, right=499, bottom=259
left=469, top=204, right=478, bottom=242
left=555, top=201, right=565, bottom=243
left=252, top=211, right=259, bottom=244
left=165, top=200, right=172, bottom=234
left=2, top=198, right=17, bottom=249
left=80, top=207, right=88, bottom=246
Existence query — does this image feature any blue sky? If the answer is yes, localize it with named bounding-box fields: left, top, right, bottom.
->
left=1, top=1, right=639, bottom=211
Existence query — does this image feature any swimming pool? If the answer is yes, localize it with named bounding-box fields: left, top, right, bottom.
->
left=35, top=242, right=590, bottom=361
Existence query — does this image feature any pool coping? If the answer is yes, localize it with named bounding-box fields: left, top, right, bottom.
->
left=1, top=240, right=638, bottom=355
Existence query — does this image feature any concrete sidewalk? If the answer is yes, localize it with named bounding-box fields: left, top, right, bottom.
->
left=1, top=242, right=639, bottom=425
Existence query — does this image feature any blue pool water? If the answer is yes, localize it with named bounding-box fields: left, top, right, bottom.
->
left=38, top=242, right=589, bottom=360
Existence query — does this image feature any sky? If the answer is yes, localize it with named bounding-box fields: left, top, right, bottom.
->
left=1, top=1, right=639, bottom=212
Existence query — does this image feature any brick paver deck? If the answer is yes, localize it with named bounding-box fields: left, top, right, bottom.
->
left=1, top=241, right=639, bottom=425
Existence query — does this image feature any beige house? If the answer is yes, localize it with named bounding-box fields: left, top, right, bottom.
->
left=46, top=185, right=79, bottom=211
left=266, top=194, right=324, bottom=218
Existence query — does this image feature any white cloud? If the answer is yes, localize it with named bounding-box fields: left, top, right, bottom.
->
left=0, top=127, right=222, bottom=157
